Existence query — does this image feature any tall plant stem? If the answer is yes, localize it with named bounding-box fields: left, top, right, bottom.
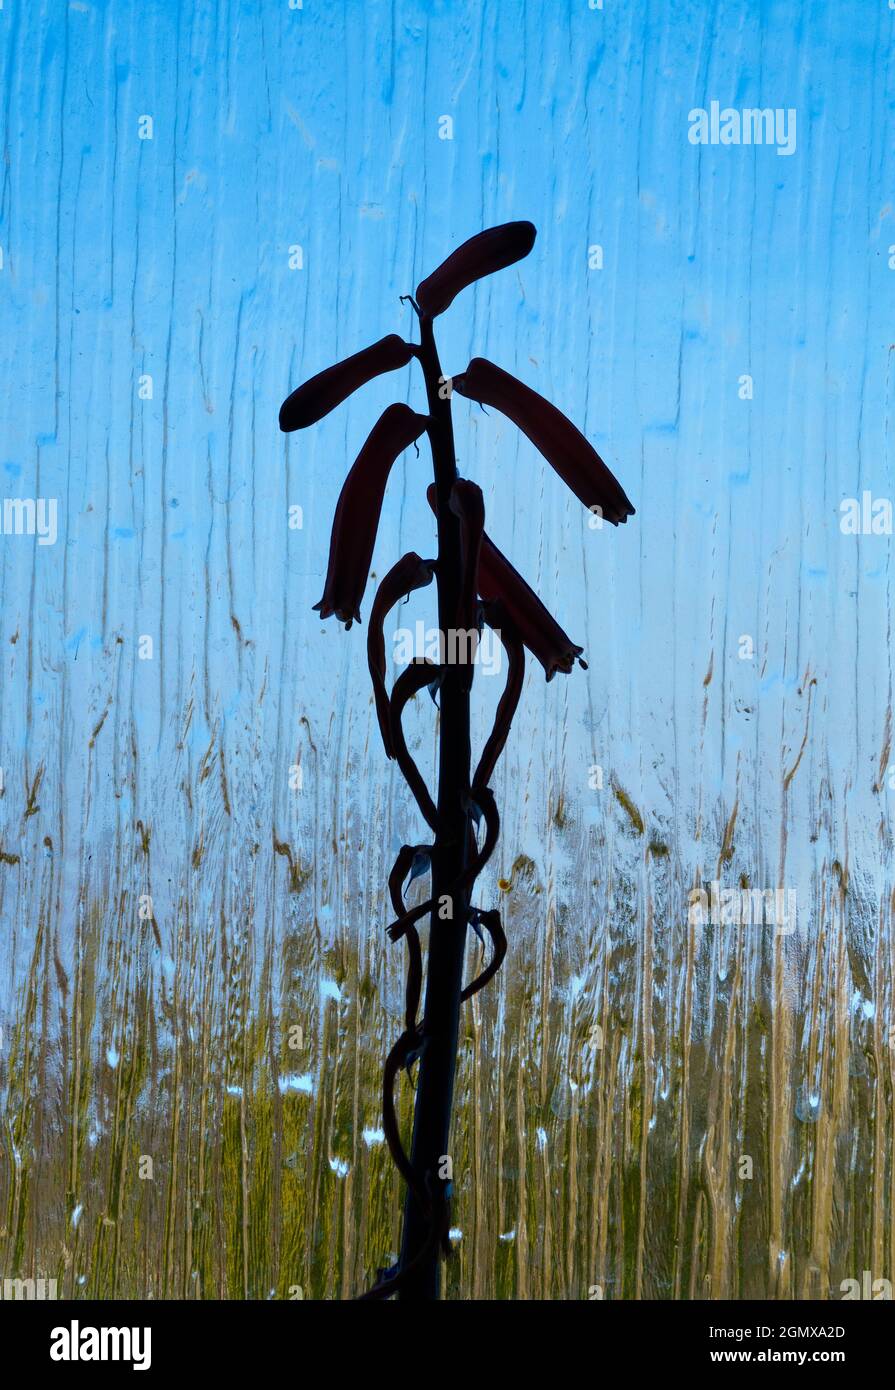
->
left=397, top=316, right=471, bottom=1299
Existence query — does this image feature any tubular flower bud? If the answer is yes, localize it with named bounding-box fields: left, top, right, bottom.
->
left=314, top=405, right=429, bottom=627
left=452, top=357, right=635, bottom=524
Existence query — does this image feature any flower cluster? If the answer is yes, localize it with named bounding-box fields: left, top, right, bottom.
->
left=279, top=221, right=634, bottom=1300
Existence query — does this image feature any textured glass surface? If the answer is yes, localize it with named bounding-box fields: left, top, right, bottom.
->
left=0, top=0, right=891, bottom=1300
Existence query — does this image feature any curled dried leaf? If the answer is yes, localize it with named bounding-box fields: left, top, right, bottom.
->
left=449, top=478, right=485, bottom=641
left=427, top=483, right=585, bottom=679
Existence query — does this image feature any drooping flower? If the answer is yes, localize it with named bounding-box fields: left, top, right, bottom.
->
left=472, top=603, right=525, bottom=789
left=415, top=222, right=536, bottom=319
left=315, top=405, right=429, bottom=626
left=480, top=532, right=586, bottom=678
left=452, top=357, right=635, bottom=524
left=427, top=483, right=585, bottom=679
left=279, top=335, right=415, bottom=432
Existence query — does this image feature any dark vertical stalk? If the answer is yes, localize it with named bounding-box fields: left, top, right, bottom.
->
left=397, top=316, right=470, bottom=1299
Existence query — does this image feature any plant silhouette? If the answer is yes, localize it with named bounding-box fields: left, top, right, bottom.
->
left=279, top=222, right=635, bottom=1300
